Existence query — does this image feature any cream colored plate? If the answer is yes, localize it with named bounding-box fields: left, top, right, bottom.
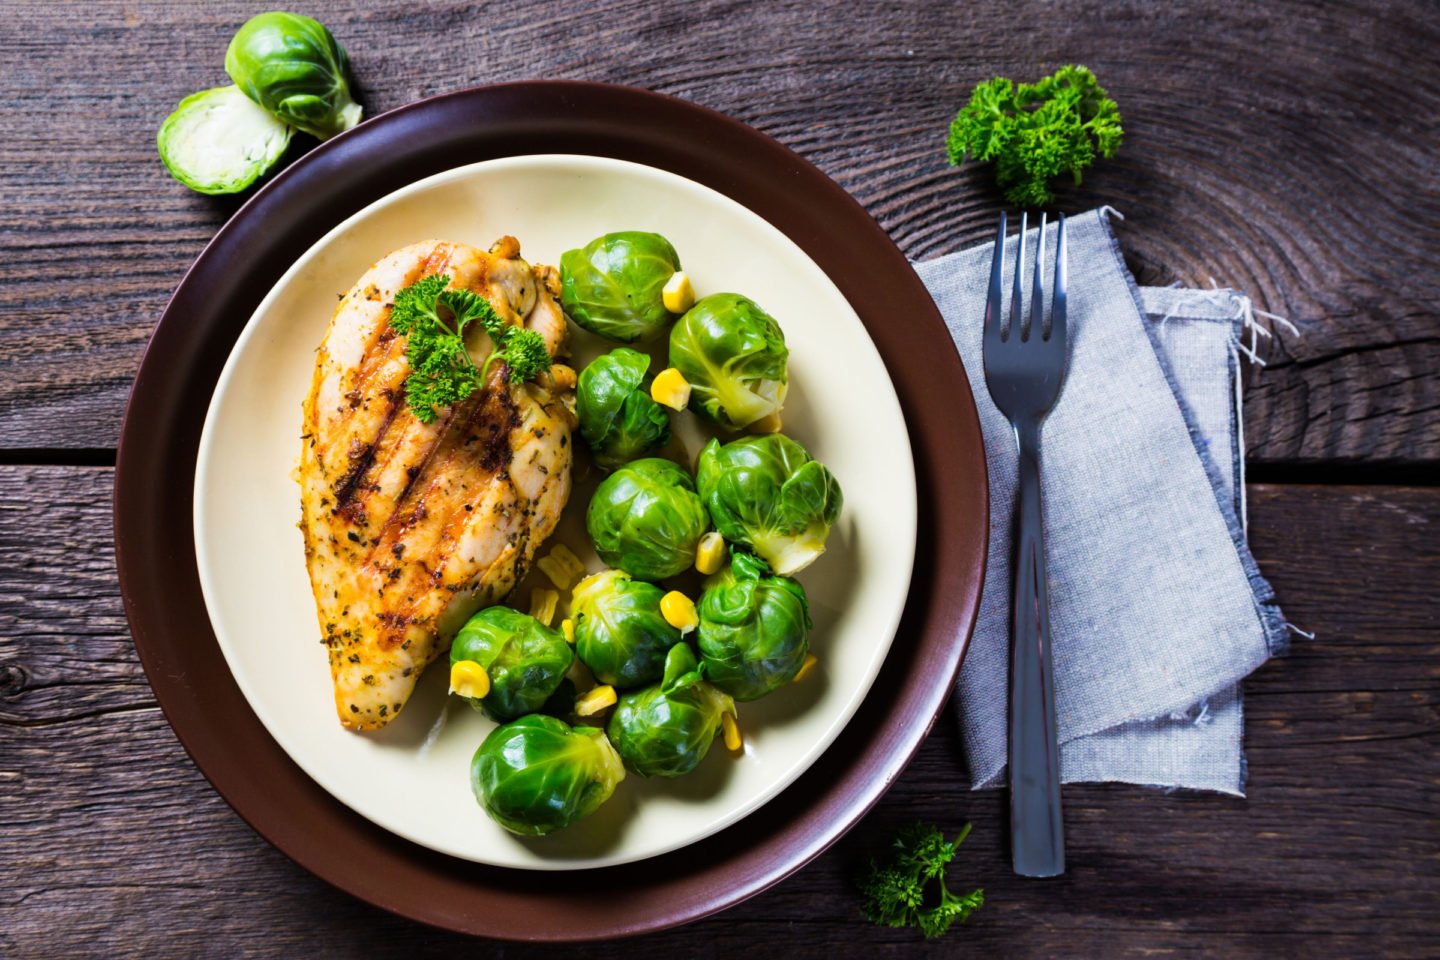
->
left=194, top=155, right=916, bottom=870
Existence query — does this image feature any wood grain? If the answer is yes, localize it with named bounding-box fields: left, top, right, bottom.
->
left=1, top=468, right=1435, bottom=956
left=0, top=0, right=1435, bottom=461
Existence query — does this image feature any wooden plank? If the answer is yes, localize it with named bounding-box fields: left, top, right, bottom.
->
left=0, top=1, right=1436, bottom=460
left=1, top=468, right=1435, bottom=955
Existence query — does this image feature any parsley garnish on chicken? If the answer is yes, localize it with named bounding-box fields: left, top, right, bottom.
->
left=389, top=274, right=552, bottom=422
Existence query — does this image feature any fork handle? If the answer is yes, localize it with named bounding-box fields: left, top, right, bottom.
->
left=1009, top=420, right=1065, bottom=877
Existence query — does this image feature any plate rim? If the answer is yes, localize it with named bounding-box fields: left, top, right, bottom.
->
left=190, top=151, right=920, bottom=870
left=114, top=80, right=988, bottom=941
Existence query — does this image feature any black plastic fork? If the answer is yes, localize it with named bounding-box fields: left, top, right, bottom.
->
left=982, top=211, right=1070, bottom=878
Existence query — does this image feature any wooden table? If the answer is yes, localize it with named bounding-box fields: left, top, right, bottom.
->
left=2, top=2, right=1436, bottom=955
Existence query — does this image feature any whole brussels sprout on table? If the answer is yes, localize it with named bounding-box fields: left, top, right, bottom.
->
left=697, top=552, right=813, bottom=701
left=225, top=11, right=363, bottom=141
left=471, top=714, right=625, bottom=836
left=561, top=232, right=684, bottom=343
left=576, top=348, right=671, bottom=471
left=607, top=643, right=736, bottom=778
left=696, top=433, right=843, bottom=576
left=586, top=458, right=709, bottom=581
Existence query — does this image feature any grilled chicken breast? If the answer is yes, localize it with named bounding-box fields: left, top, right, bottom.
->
left=300, top=237, right=574, bottom=731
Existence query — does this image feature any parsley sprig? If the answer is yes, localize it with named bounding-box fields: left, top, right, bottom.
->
left=387, top=274, right=551, bottom=423
left=859, top=822, right=984, bottom=939
left=946, top=64, right=1123, bottom=207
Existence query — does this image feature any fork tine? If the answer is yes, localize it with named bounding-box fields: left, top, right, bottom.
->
left=1009, top=211, right=1027, bottom=341
left=1028, top=212, right=1048, bottom=341
left=1050, top=214, right=1067, bottom=344
left=985, top=211, right=1007, bottom=343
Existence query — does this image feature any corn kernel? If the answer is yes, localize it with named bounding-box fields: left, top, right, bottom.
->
left=749, top=411, right=783, bottom=434
left=449, top=660, right=490, bottom=700
left=660, top=591, right=698, bottom=634
left=575, top=684, right=617, bottom=717
left=530, top=588, right=559, bottom=626
left=722, top=711, right=742, bottom=752
left=695, top=531, right=726, bottom=575
left=662, top=271, right=695, bottom=314
left=561, top=618, right=575, bottom=644
left=792, top=653, right=819, bottom=683
left=555, top=544, right=586, bottom=581
left=535, top=555, right=568, bottom=590
left=537, top=544, right=586, bottom=590
left=650, top=368, right=692, bottom=411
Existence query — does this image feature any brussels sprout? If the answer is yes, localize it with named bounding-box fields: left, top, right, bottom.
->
left=450, top=606, right=573, bottom=721
left=668, top=293, right=788, bottom=430
left=225, top=12, right=363, bottom=141
left=607, top=643, right=735, bottom=778
left=576, top=348, right=671, bottom=471
left=695, top=434, right=842, bottom=576
left=156, top=85, right=292, bottom=195
left=471, top=714, right=625, bottom=836
left=696, top=552, right=811, bottom=701
left=560, top=232, right=682, bottom=342
left=586, top=458, right=709, bottom=581
left=571, top=569, right=681, bottom=688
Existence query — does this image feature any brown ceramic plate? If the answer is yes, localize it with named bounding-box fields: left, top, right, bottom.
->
left=115, top=82, right=988, bottom=939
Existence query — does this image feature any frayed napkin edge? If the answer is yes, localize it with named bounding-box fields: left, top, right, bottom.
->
left=959, top=668, right=1260, bottom=794
left=1093, top=207, right=1293, bottom=662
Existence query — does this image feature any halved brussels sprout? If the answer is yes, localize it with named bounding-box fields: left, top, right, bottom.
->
left=157, top=85, right=292, bottom=195
left=576, top=348, right=671, bottom=471
left=225, top=12, right=362, bottom=141
left=668, top=293, right=788, bottom=430
left=696, top=434, right=842, bottom=575
left=696, top=552, right=811, bottom=701
left=560, top=232, right=682, bottom=342
left=449, top=606, right=573, bottom=721
left=571, top=569, right=681, bottom=689
left=471, top=714, right=625, bottom=836
left=586, top=458, right=709, bottom=581
left=607, top=643, right=735, bottom=778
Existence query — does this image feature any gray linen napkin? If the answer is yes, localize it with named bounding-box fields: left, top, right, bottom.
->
left=915, top=209, right=1290, bottom=796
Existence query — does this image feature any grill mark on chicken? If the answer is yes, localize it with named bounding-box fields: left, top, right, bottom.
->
left=421, top=245, right=458, bottom=278
left=325, top=249, right=503, bottom=526
left=333, top=396, right=402, bottom=517
left=311, top=253, right=440, bottom=494
left=386, top=396, right=470, bottom=519
left=387, top=373, right=509, bottom=523
left=475, top=367, right=521, bottom=474
left=402, top=385, right=512, bottom=539
left=424, top=379, right=522, bottom=576
left=329, top=283, right=409, bottom=411
left=364, top=372, right=518, bottom=645
left=335, top=332, right=405, bottom=430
